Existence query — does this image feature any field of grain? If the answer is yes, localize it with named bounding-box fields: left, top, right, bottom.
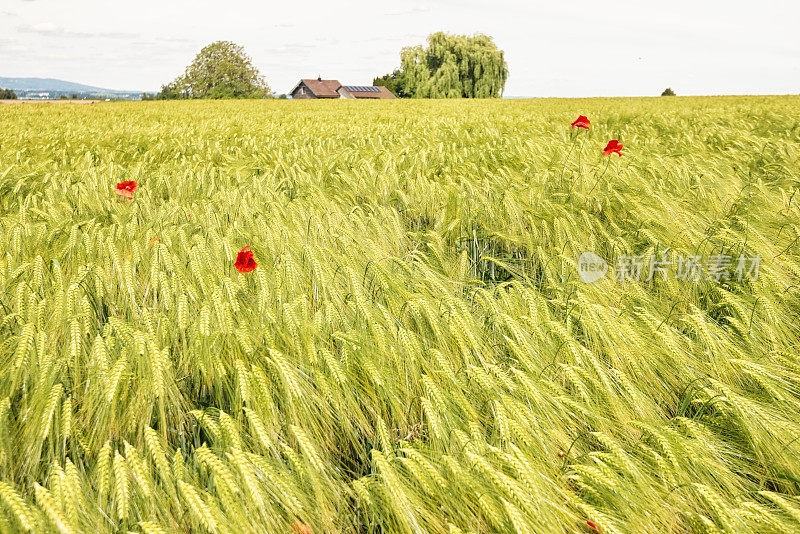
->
left=1, top=97, right=799, bottom=533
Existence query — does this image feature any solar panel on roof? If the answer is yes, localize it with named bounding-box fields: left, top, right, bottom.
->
left=344, top=86, right=380, bottom=92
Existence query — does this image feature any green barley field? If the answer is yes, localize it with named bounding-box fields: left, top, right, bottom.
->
left=1, top=96, right=799, bottom=533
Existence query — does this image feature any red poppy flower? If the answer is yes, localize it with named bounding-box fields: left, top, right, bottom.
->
left=602, top=140, right=623, bottom=156
left=115, top=180, right=138, bottom=199
left=587, top=520, right=600, bottom=531
left=571, top=115, right=590, bottom=130
left=234, top=246, right=258, bottom=273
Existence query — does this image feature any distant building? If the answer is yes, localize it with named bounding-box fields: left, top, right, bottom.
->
left=290, top=77, right=396, bottom=99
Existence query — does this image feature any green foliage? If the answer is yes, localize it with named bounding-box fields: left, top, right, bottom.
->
left=146, top=82, right=188, bottom=100
left=662, top=87, right=677, bottom=96
left=0, top=88, right=17, bottom=99
left=399, top=32, right=508, bottom=98
left=0, top=97, right=799, bottom=533
left=372, top=69, right=409, bottom=98
left=168, top=41, right=271, bottom=99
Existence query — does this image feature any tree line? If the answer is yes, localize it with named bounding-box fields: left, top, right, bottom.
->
left=0, top=88, right=18, bottom=99
left=145, top=32, right=509, bottom=100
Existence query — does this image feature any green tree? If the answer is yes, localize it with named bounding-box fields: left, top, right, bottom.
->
left=372, top=69, right=410, bottom=98
left=0, top=88, right=18, bottom=99
left=661, top=87, right=676, bottom=96
left=398, top=32, right=508, bottom=98
left=156, top=82, right=188, bottom=100
left=169, top=41, right=271, bottom=99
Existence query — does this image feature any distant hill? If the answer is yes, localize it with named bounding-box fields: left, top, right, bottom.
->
left=0, top=77, right=143, bottom=99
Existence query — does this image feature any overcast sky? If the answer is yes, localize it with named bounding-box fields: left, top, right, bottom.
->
left=1, top=0, right=798, bottom=97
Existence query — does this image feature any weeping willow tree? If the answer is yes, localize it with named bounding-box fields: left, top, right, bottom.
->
left=399, top=32, right=508, bottom=98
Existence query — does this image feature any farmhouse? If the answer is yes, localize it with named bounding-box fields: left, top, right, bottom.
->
left=290, top=77, right=396, bottom=99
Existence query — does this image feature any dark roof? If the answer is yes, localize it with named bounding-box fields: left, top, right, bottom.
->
left=345, top=85, right=396, bottom=99
left=297, top=78, right=341, bottom=97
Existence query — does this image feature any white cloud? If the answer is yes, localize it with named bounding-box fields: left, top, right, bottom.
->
left=0, top=39, right=28, bottom=53
left=21, top=22, right=59, bottom=33
left=17, top=22, right=137, bottom=39
left=385, top=6, right=431, bottom=16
